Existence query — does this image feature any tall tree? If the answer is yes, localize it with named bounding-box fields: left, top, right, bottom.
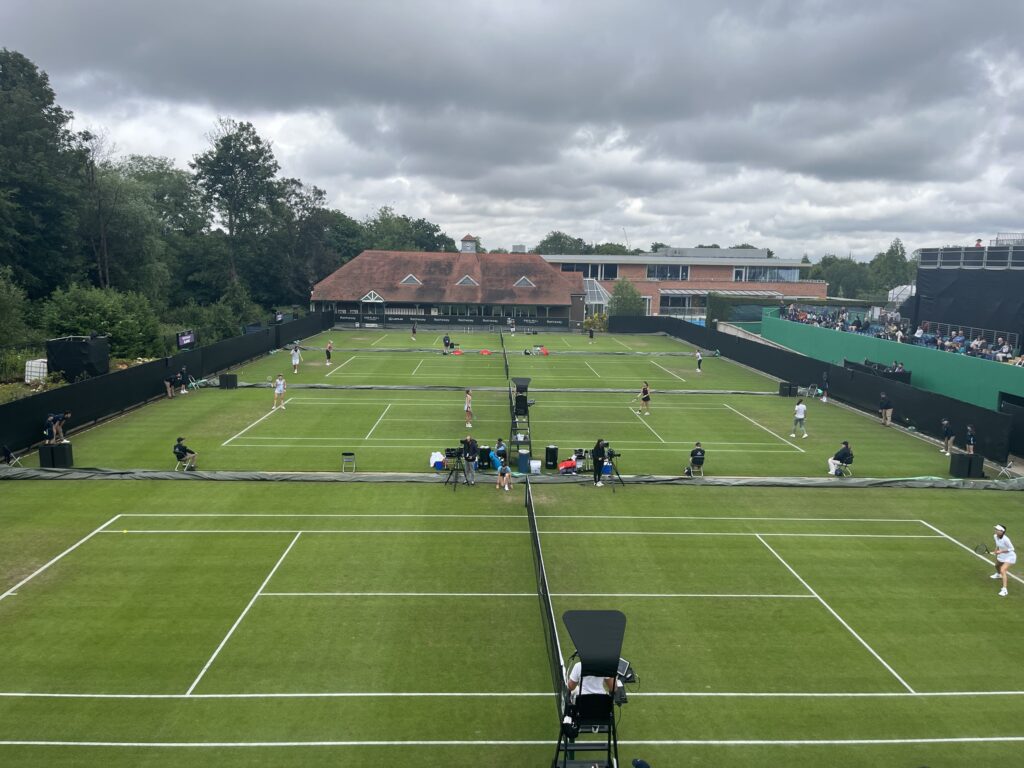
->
left=190, top=118, right=280, bottom=284
left=607, top=279, right=646, bottom=316
left=0, top=49, right=88, bottom=298
left=809, top=255, right=872, bottom=298
left=534, top=231, right=588, bottom=255
left=868, top=237, right=912, bottom=292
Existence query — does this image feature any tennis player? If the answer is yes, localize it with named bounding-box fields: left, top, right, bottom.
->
left=634, top=381, right=651, bottom=416
left=790, top=398, right=808, bottom=438
left=272, top=374, right=287, bottom=410
left=991, top=524, right=1015, bottom=597
left=290, top=345, right=302, bottom=374
left=325, top=340, right=333, bottom=366
left=464, top=389, right=473, bottom=428
left=695, top=350, right=703, bottom=373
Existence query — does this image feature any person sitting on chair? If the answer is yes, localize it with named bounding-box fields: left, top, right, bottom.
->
left=496, top=458, right=513, bottom=492
left=685, top=442, right=705, bottom=477
left=827, top=441, right=853, bottom=476
left=567, top=659, right=615, bottom=701
left=173, top=436, right=198, bottom=471
left=494, top=437, right=507, bottom=461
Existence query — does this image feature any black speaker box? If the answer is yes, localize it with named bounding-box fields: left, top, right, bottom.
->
left=39, top=443, right=73, bottom=468
left=778, top=382, right=793, bottom=396
left=545, top=445, right=559, bottom=469
left=220, top=374, right=238, bottom=389
left=968, top=453, right=985, bottom=478
left=949, top=453, right=972, bottom=478
left=46, top=336, right=110, bottom=380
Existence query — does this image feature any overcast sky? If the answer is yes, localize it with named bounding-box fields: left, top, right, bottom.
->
left=4, top=0, right=1024, bottom=259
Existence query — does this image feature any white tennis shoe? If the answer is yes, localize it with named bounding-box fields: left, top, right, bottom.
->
left=991, top=573, right=1002, bottom=579
left=999, top=587, right=1008, bottom=596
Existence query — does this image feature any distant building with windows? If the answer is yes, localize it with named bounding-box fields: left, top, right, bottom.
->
left=541, top=247, right=827, bottom=318
left=311, top=237, right=585, bottom=328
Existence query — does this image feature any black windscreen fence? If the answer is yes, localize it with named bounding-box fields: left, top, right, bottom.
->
left=0, top=314, right=333, bottom=454
left=913, top=269, right=1024, bottom=341
left=610, top=315, right=1013, bottom=463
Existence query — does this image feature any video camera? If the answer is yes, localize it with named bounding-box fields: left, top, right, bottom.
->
left=606, top=446, right=620, bottom=459
left=445, top=447, right=464, bottom=459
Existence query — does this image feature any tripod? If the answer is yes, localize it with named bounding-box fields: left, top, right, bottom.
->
left=607, top=455, right=625, bottom=492
left=444, top=455, right=466, bottom=492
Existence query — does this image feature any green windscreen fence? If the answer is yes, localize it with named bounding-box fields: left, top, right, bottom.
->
left=761, top=313, right=1021, bottom=411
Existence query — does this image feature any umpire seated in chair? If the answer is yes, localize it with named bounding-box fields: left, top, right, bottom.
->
left=173, top=436, right=198, bottom=471
left=684, top=441, right=705, bottom=477
left=827, top=441, right=853, bottom=476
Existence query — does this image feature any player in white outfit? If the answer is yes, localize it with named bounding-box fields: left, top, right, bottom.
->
left=991, top=524, right=1015, bottom=597
left=790, top=399, right=808, bottom=438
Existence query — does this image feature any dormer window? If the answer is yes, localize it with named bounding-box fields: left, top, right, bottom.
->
left=400, top=274, right=422, bottom=285
left=514, top=276, right=536, bottom=288
left=456, top=275, right=479, bottom=286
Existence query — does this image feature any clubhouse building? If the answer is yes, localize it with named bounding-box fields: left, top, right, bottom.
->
left=310, top=236, right=827, bottom=327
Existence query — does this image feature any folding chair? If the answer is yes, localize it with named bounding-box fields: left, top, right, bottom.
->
left=2, top=445, right=23, bottom=468
left=996, top=461, right=1015, bottom=480
left=341, top=452, right=357, bottom=472
left=840, top=459, right=854, bottom=477
left=187, top=375, right=206, bottom=392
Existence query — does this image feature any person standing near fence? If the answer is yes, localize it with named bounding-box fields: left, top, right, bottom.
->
left=325, top=340, right=333, bottom=366
left=941, top=419, right=954, bottom=456
left=965, top=424, right=977, bottom=455
left=411, top=322, right=417, bottom=341
left=695, top=350, right=703, bottom=373
left=879, top=392, right=893, bottom=426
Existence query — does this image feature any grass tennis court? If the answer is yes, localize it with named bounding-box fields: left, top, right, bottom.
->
left=3, top=327, right=1023, bottom=766
left=2, top=481, right=1023, bottom=767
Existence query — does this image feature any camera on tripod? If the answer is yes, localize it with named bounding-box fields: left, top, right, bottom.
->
left=445, top=447, right=464, bottom=459
left=606, top=447, right=620, bottom=459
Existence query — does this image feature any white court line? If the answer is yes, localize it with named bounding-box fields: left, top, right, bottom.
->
left=121, top=513, right=925, bottom=522
left=186, top=532, right=302, bottom=695
left=918, top=520, right=1024, bottom=587
left=219, top=435, right=779, bottom=444
left=630, top=407, right=666, bottom=442
left=289, top=399, right=734, bottom=410
left=584, top=361, right=602, bottom=378
left=221, top=398, right=292, bottom=446
left=757, top=534, right=914, bottom=693
left=260, top=591, right=813, bottom=599
left=411, top=359, right=424, bottom=375
left=4, top=689, right=1024, bottom=700
left=369, top=334, right=388, bottom=346
left=5, top=736, right=1024, bottom=747
left=364, top=404, right=392, bottom=439
left=612, top=337, right=633, bottom=350
left=226, top=444, right=803, bottom=454
left=324, top=356, right=355, bottom=377
left=723, top=402, right=805, bottom=453
left=0, top=515, right=121, bottom=602
left=101, top=530, right=940, bottom=539
left=650, top=359, right=685, bottom=382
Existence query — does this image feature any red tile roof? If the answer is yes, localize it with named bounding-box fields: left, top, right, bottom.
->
left=312, top=250, right=585, bottom=305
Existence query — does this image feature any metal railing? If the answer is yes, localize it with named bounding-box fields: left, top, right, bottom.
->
left=915, top=321, right=1018, bottom=353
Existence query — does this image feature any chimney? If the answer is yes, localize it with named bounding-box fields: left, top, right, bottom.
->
left=460, top=235, right=478, bottom=253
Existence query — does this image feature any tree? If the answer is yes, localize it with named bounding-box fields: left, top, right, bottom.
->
left=41, top=284, right=162, bottom=358
left=649, top=242, right=670, bottom=253
left=607, top=279, right=646, bottom=316
left=0, top=49, right=88, bottom=298
left=534, top=231, right=588, bottom=255
left=868, top=238, right=912, bottom=292
left=0, top=266, right=30, bottom=345
left=593, top=242, right=628, bottom=254
left=808, top=255, right=872, bottom=299
left=190, top=118, right=280, bottom=283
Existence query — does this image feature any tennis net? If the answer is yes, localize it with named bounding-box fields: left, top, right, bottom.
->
left=525, top=478, right=567, bottom=715
left=499, top=328, right=510, bottom=379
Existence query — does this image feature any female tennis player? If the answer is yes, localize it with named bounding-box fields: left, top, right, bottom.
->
left=634, top=381, right=651, bottom=416
left=464, top=389, right=473, bottom=428
left=991, top=524, right=1015, bottom=597
left=272, top=374, right=287, bottom=410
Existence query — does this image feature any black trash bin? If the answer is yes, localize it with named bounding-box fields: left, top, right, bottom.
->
left=545, top=445, right=558, bottom=469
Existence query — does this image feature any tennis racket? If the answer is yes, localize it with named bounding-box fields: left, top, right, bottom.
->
left=974, top=543, right=991, bottom=555
left=266, top=375, right=273, bottom=383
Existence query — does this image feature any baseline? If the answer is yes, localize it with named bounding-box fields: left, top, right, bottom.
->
left=222, top=398, right=292, bottom=446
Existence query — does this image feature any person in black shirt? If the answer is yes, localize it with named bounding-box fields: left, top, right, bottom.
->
left=52, top=411, right=71, bottom=443
left=591, top=438, right=607, bottom=487
left=461, top=434, right=479, bottom=485
left=173, top=436, right=198, bottom=470
left=634, top=381, right=651, bottom=416
left=588, top=328, right=595, bottom=344
left=879, top=392, right=893, bottom=426
left=827, top=441, right=853, bottom=476
left=685, top=442, right=705, bottom=477
left=442, top=334, right=451, bottom=354
left=941, top=419, right=954, bottom=456
left=965, top=425, right=977, bottom=455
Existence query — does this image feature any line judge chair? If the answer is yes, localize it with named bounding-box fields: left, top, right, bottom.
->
left=556, top=693, right=618, bottom=768
left=996, top=461, right=1015, bottom=480
left=839, top=456, right=854, bottom=477
left=687, top=455, right=705, bottom=477
left=2, top=445, right=23, bottom=468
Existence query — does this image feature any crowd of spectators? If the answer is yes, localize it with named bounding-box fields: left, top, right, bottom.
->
left=779, top=304, right=1022, bottom=367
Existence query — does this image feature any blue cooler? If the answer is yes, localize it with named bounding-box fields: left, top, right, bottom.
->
left=602, top=463, right=612, bottom=475
left=517, top=450, right=530, bottom=474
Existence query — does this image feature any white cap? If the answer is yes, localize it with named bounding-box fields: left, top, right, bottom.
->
left=995, top=524, right=1006, bottom=533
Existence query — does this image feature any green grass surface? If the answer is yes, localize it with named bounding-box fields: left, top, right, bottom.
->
left=2, top=481, right=1023, bottom=766
left=3, top=328, right=1022, bottom=766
